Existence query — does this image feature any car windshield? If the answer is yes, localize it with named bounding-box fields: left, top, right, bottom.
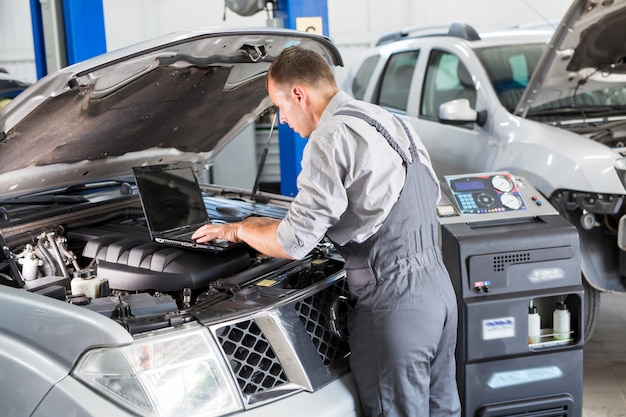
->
left=475, top=43, right=543, bottom=113
left=476, top=43, right=626, bottom=119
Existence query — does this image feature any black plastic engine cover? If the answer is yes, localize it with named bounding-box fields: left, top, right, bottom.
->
left=82, top=234, right=251, bottom=292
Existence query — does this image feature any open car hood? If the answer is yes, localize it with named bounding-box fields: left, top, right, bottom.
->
left=0, top=27, right=342, bottom=199
left=516, top=0, right=626, bottom=116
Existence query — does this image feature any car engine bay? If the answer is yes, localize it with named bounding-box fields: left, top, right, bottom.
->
left=0, top=180, right=349, bottom=336
left=0, top=180, right=353, bottom=406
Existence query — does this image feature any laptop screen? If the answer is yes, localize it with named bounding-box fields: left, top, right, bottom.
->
left=133, top=163, right=209, bottom=235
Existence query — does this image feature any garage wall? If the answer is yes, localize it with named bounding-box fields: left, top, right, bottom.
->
left=1, top=0, right=572, bottom=85
left=0, top=1, right=37, bottom=82
left=102, top=0, right=269, bottom=51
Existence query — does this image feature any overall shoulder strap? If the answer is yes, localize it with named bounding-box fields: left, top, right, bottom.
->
left=334, top=109, right=419, bottom=164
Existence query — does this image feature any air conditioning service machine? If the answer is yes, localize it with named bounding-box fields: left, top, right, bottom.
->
left=437, top=172, right=584, bottom=417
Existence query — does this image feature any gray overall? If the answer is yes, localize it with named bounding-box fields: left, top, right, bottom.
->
left=333, top=110, right=461, bottom=417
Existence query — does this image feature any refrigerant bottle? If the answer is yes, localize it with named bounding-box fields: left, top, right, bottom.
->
left=553, top=299, right=571, bottom=340
left=528, top=300, right=541, bottom=344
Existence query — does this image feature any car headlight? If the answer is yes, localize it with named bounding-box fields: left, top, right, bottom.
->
left=615, top=157, right=626, bottom=190
left=73, top=323, right=243, bottom=417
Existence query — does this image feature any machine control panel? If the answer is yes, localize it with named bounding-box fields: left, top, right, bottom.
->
left=438, top=171, right=558, bottom=224
left=448, top=173, right=526, bottom=214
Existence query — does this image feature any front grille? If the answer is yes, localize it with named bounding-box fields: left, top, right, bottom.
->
left=213, top=274, right=350, bottom=407
left=296, top=279, right=350, bottom=366
left=215, top=320, right=289, bottom=396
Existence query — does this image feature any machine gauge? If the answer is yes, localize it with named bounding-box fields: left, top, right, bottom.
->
left=500, top=192, right=523, bottom=210
left=491, top=175, right=514, bottom=192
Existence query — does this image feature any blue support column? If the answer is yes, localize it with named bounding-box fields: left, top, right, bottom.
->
left=273, top=0, right=329, bottom=37
left=29, top=0, right=47, bottom=80
left=62, top=0, right=107, bottom=65
left=273, top=0, right=329, bottom=197
left=29, top=0, right=107, bottom=79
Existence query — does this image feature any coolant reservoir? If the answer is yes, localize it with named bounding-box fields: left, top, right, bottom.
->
left=18, top=244, right=42, bottom=281
left=71, top=268, right=107, bottom=298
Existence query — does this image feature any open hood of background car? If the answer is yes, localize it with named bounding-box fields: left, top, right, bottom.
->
left=0, top=28, right=342, bottom=199
left=516, top=0, right=626, bottom=116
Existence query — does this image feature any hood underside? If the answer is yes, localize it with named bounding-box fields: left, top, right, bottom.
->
left=0, top=28, right=342, bottom=199
left=2, top=65, right=267, bottom=173
left=567, top=2, right=626, bottom=74
left=517, top=0, right=626, bottom=115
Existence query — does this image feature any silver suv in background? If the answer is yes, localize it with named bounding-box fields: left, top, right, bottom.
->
left=344, top=0, right=626, bottom=339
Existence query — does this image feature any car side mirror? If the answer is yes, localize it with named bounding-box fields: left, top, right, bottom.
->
left=438, top=98, right=487, bottom=127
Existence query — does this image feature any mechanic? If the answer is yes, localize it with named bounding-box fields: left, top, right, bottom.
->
left=192, top=46, right=460, bottom=417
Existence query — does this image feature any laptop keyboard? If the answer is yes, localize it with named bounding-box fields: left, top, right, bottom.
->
left=176, top=230, right=196, bottom=242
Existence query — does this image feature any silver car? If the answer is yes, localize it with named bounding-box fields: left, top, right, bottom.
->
left=0, top=28, right=360, bottom=416
left=345, top=0, right=626, bottom=340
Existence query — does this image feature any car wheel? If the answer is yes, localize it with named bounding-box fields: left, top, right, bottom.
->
left=583, top=278, right=600, bottom=343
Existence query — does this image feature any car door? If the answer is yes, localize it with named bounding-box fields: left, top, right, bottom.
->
left=412, top=48, right=496, bottom=177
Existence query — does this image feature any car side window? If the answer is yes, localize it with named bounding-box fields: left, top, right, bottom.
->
left=376, top=50, right=419, bottom=111
left=351, top=55, right=380, bottom=100
left=420, top=50, right=476, bottom=120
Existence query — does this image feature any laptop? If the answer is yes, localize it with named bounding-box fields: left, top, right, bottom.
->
left=132, top=162, right=239, bottom=252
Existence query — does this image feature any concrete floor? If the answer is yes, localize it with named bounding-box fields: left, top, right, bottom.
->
left=583, top=292, right=626, bottom=416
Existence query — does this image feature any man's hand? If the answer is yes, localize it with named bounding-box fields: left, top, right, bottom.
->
left=192, top=221, right=241, bottom=243
left=191, top=217, right=295, bottom=259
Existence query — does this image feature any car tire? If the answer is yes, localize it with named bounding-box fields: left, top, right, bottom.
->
left=583, top=278, right=600, bottom=343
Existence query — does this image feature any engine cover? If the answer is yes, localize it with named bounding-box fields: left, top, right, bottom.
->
left=82, top=234, right=251, bottom=292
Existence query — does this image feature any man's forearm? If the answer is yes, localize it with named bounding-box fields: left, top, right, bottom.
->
left=191, top=217, right=294, bottom=259
left=236, top=217, right=294, bottom=259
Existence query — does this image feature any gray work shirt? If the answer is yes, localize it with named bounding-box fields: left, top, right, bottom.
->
left=277, top=91, right=439, bottom=259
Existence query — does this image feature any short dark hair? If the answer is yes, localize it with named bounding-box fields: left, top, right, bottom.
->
left=267, top=46, right=336, bottom=91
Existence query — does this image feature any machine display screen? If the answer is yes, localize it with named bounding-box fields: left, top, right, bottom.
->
left=452, top=179, right=485, bottom=192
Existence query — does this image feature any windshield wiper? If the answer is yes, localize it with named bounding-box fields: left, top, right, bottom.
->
left=528, top=105, right=626, bottom=118
left=0, top=195, right=88, bottom=205
left=568, top=118, right=626, bottom=136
